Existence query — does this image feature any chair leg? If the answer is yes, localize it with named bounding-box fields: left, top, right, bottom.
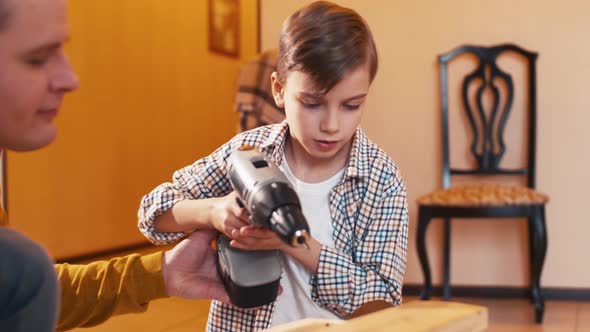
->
left=528, top=215, right=535, bottom=304
left=443, top=218, right=451, bottom=301
left=416, top=207, right=433, bottom=300
left=529, top=206, right=547, bottom=324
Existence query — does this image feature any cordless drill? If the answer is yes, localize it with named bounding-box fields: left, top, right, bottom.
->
left=216, top=145, right=311, bottom=308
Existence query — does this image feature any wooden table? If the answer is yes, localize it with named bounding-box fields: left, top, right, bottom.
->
left=265, top=301, right=488, bottom=332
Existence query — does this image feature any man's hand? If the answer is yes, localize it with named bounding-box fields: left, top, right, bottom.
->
left=162, top=230, right=230, bottom=303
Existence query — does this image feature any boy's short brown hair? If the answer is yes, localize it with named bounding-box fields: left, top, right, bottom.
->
left=277, top=1, right=378, bottom=95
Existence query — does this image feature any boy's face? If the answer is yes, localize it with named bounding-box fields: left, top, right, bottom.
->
left=272, top=64, right=370, bottom=164
left=0, top=0, right=79, bottom=152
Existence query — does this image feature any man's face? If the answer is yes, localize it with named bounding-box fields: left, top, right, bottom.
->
left=0, top=0, right=79, bottom=151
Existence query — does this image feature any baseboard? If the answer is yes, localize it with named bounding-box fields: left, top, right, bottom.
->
left=55, top=241, right=154, bottom=264
left=403, top=284, right=590, bottom=301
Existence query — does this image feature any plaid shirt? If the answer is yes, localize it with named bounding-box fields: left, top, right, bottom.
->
left=234, top=49, right=285, bottom=132
left=138, top=122, right=408, bottom=331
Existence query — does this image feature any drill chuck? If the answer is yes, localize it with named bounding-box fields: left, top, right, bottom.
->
left=269, top=204, right=310, bottom=248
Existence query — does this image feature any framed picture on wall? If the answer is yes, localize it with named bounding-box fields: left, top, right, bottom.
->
left=209, top=0, right=240, bottom=58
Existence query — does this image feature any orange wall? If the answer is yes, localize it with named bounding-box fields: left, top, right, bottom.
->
left=7, top=0, right=258, bottom=259
left=261, top=0, right=590, bottom=288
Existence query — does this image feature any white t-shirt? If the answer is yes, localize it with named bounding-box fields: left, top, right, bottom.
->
left=270, top=157, right=345, bottom=327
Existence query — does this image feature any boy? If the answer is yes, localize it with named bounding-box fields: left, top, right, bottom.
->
left=139, top=1, right=408, bottom=331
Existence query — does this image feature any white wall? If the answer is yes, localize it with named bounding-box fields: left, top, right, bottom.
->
left=261, top=0, right=590, bottom=288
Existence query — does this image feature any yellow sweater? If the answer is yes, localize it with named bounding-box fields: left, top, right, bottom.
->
left=55, top=252, right=168, bottom=331
left=0, top=208, right=168, bottom=331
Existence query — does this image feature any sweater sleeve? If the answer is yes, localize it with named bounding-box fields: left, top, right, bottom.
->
left=55, top=251, right=167, bottom=331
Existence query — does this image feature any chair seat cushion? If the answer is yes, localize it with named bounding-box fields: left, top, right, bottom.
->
left=417, top=184, right=549, bottom=206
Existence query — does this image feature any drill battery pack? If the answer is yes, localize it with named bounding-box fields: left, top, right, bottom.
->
left=216, top=234, right=282, bottom=308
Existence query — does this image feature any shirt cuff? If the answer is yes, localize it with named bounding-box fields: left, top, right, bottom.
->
left=311, top=245, right=352, bottom=305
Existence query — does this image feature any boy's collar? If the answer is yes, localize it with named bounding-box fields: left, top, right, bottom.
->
left=260, top=121, right=289, bottom=167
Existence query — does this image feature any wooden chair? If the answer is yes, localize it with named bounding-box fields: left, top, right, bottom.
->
left=416, top=44, right=549, bottom=323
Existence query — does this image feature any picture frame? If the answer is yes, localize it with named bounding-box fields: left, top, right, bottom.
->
left=1, top=151, right=6, bottom=212
left=209, top=0, right=240, bottom=58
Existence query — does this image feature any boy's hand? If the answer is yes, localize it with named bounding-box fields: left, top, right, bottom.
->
left=209, top=192, right=250, bottom=238
left=229, top=225, right=289, bottom=251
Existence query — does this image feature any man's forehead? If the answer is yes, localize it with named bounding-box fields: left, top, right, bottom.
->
left=1, top=0, right=69, bottom=46
left=8, top=0, right=67, bottom=28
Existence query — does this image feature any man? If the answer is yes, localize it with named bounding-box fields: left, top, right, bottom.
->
left=0, top=0, right=228, bottom=330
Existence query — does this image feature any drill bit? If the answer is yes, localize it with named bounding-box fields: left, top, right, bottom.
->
left=293, top=230, right=311, bottom=249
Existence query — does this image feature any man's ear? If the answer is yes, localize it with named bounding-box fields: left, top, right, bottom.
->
left=270, top=72, right=285, bottom=108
